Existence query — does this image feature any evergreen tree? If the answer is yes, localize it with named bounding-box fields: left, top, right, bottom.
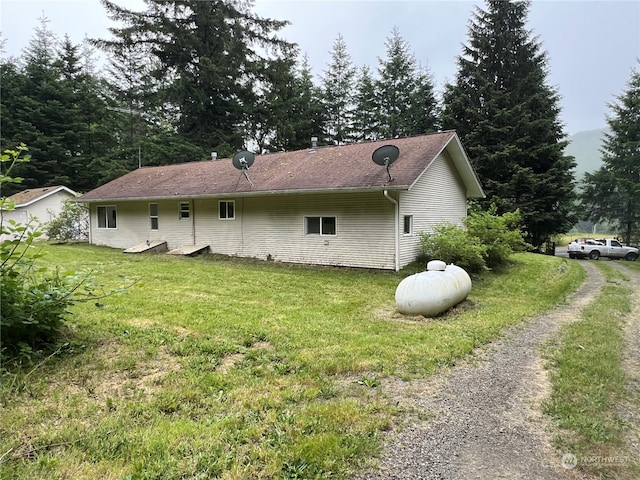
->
left=376, top=27, right=418, bottom=138
left=353, top=65, right=379, bottom=142
left=581, top=64, right=640, bottom=245
left=441, top=0, right=576, bottom=248
left=1, top=17, right=114, bottom=194
left=98, top=0, right=295, bottom=157
left=267, top=55, right=325, bottom=151
left=319, top=34, right=356, bottom=145
left=406, top=66, right=439, bottom=135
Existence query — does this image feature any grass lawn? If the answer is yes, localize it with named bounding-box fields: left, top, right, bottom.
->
left=1, top=244, right=584, bottom=479
left=543, top=261, right=640, bottom=478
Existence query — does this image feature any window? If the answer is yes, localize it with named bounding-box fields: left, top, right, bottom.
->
left=149, top=203, right=159, bottom=230
left=97, top=206, right=117, bottom=229
left=219, top=200, right=235, bottom=220
left=179, top=202, right=190, bottom=220
left=403, top=215, right=413, bottom=235
left=305, top=216, right=336, bottom=235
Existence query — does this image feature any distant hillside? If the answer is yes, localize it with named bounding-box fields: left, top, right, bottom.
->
left=565, top=129, right=608, bottom=182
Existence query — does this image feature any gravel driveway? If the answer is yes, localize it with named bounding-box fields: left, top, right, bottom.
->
left=356, top=260, right=639, bottom=480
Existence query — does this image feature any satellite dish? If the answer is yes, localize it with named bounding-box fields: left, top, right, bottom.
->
left=232, top=150, right=255, bottom=188
left=232, top=151, right=255, bottom=170
left=372, top=145, right=400, bottom=182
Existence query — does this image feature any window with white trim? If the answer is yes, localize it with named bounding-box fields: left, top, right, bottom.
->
left=149, top=203, right=159, bottom=230
left=97, top=206, right=117, bottom=229
left=305, top=216, right=336, bottom=235
left=219, top=200, right=235, bottom=220
left=179, top=202, right=190, bottom=220
left=403, top=215, right=413, bottom=235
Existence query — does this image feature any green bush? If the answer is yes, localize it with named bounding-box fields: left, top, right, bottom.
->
left=46, top=198, right=89, bottom=241
left=419, top=223, right=488, bottom=274
left=463, top=206, right=529, bottom=269
left=419, top=207, right=529, bottom=274
left=0, top=146, right=109, bottom=364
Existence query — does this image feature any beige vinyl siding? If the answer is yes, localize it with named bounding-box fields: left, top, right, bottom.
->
left=398, top=151, right=467, bottom=268
left=191, top=193, right=395, bottom=269
left=90, top=200, right=197, bottom=249
left=193, top=198, right=243, bottom=255
left=90, top=192, right=396, bottom=269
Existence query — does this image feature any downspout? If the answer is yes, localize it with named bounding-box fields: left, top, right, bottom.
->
left=383, top=190, right=400, bottom=272
left=191, top=200, right=196, bottom=246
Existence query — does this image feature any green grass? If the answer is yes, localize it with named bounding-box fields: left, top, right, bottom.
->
left=1, top=244, right=584, bottom=479
left=543, top=261, right=639, bottom=478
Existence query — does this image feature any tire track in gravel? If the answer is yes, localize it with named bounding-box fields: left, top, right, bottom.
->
left=357, top=261, right=603, bottom=480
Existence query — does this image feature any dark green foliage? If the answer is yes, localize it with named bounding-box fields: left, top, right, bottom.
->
left=441, top=0, right=576, bottom=248
left=376, top=28, right=439, bottom=138
left=580, top=64, right=640, bottom=245
left=419, top=208, right=528, bottom=273
left=98, top=0, right=296, bottom=155
left=267, top=55, right=325, bottom=152
left=0, top=18, right=114, bottom=195
left=353, top=66, right=380, bottom=142
left=320, top=34, right=357, bottom=145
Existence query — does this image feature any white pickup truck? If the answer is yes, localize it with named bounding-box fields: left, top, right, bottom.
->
left=568, top=238, right=639, bottom=261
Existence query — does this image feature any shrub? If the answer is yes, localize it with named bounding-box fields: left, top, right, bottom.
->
left=0, top=146, right=118, bottom=364
left=463, top=206, right=529, bottom=269
left=46, top=198, right=89, bottom=241
left=419, top=207, right=529, bottom=274
left=419, top=223, right=488, bottom=274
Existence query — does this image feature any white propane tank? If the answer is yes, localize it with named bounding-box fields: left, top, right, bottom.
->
left=395, top=262, right=472, bottom=316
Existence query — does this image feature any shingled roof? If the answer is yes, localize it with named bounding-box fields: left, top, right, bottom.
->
left=7, top=186, right=78, bottom=206
left=79, top=131, right=484, bottom=202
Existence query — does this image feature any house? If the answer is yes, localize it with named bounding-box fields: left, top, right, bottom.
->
left=78, top=131, right=484, bottom=270
left=1, top=185, right=79, bottom=239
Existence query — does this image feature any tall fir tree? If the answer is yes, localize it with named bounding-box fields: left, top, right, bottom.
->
left=406, top=66, right=439, bottom=135
left=376, top=27, right=418, bottom=139
left=580, top=64, right=640, bottom=245
left=319, top=34, right=356, bottom=145
left=353, top=65, right=379, bottom=142
left=98, top=0, right=295, bottom=158
left=268, top=55, right=324, bottom=151
left=1, top=16, right=111, bottom=194
left=441, top=0, right=576, bottom=247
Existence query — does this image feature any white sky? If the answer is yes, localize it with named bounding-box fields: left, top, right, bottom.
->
left=1, top=0, right=639, bottom=135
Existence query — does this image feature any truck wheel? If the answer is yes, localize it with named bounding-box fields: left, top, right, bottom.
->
left=568, top=253, right=575, bottom=259
left=589, top=250, right=600, bottom=260
left=625, top=252, right=638, bottom=261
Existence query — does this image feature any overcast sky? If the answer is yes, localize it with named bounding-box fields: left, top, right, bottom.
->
left=1, top=0, right=639, bottom=135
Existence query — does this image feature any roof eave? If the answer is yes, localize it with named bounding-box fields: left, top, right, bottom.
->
left=76, top=184, right=409, bottom=203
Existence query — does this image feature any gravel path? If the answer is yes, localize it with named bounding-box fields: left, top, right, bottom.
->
left=357, top=261, right=605, bottom=480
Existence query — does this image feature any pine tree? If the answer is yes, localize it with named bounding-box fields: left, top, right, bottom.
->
left=353, top=66, right=379, bottom=142
left=376, top=28, right=418, bottom=139
left=406, top=66, right=439, bottom=135
left=319, top=34, right=356, bottom=145
left=98, top=0, right=295, bottom=157
left=581, top=64, right=640, bottom=245
left=267, top=55, right=324, bottom=151
left=441, top=0, right=576, bottom=248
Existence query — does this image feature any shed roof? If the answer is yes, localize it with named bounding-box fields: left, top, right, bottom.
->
left=79, top=131, right=484, bottom=202
left=7, top=185, right=78, bottom=207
